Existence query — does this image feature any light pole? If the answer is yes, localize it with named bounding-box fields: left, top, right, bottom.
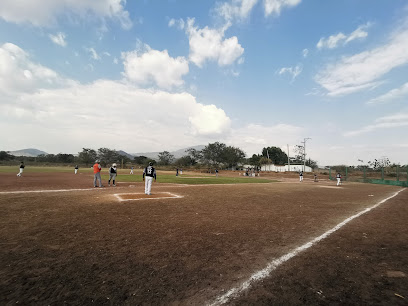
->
left=302, top=137, right=311, bottom=172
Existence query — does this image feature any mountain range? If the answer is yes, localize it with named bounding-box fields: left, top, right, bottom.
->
left=8, top=148, right=48, bottom=157
left=7, top=145, right=206, bottom=160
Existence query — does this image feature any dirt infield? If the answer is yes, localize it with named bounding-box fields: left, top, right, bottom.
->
left=1, top=172, right=407, bottom=305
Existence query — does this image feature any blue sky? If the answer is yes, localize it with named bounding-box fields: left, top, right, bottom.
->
left=1, top=0, right=407, bottom=166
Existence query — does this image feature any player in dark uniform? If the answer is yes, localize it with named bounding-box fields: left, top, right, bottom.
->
left=17, top=161, right=25, bottom=177
left=143, top=162, right=156, bottom=195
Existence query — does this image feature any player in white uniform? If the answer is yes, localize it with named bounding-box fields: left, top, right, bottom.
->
left=299, top=171, right=303, bottom=182
left=130, top=166, right=134, bottom=174
left=74, top=165, right=78, bottom=174
left=336, top=172, right=342, bottom=186
left=108, top=163, right=118, bottom=186
left=143, top=162, right=156, bottom=195
left=17, top=162, right=25, bottom=177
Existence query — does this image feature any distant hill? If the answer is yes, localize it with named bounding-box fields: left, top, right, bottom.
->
left=117, top=150, right=134, bottom=159
left=9, top=148, right=48, bottom=157
left=133, top=145, right=205, bottom=160
left=6, top=146, right=206, bottom=159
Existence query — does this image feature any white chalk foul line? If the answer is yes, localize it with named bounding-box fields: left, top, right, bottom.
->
left=0, top=188, right=98, bottom=194
left=208, top=189, right=405, bottom=306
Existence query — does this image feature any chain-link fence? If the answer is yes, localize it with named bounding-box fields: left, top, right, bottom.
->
left=327, top=166, right=408, bottom=187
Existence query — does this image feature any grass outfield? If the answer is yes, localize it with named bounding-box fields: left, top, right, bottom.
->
left=0, top=165, right=78, bottom=173
left=109, top=174, right=275, bottom=184
left=0, top=166, right=276, bottom=185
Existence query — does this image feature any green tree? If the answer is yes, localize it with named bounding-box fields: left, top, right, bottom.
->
left=134, top=155, right=148, bottom=165
left=262, top=146, right=288, bottom=165
left=201, top=142, right=226, bottom=166
left=158, top=151, right=175, bottom=165
left=306, top=158, right=318, bottom=169
left=78, top=148, right=97, bottom=166
left=259, top=156, right=272, bottom=168
left=175, top=155, right=196, bottom=167
left=186, top=148, right=203, bottom=164
left=0, top=151, right=14, bottom=161
left=248, top=154, right=261, bottom=167
left=56, top=153, right=75, bottom=163
left=118, top=154, right=132, bottom=165
left=368, top=157, right=391, bottom=170
left=292, top=145, right=304, bottom=163
left=97, top=148, right=120, bottom=166
left=222, top=146, right=246, bottom=169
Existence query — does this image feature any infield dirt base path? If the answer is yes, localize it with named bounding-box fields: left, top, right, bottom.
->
left=0, top=172, right=407, bottom=305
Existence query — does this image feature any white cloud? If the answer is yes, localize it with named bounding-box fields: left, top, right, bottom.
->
left=317, top=23, right=370, bottom=49
left=227, top=123, right=303, bottom=156
left=168, top=18, right=185, bottom=30
left=302, top=48, right=308, bottom=58
left=0, top=42, right=306, bottom=159
left=48, top=32, right=67, bottom=47
left=0, top=43, right=69, bottom=95
left=85, top=47, right=101, bottom=60
left=189, top=104, right=231, bottom=135
left=0, top=43, right=231, bottom=152
left=0, top=0, right=132, bottom=29
left=263, top=0, right=301, bottom=17
left=278, top=65, right=302, bottom=81
left=113, top=57, right=119, bottom=64
left=344, top=112, right=408, bottom=136
left=122, top=45, right=189, bottom=90
left=367, top=82, right=408, bottom=104
left=215, top=0, right=258, bottom=22
left=375, top=113, right=408, bottom=122
left=186, top=18, right=244, bottom=67
left=315, top=25, right=408, bottom=96
left=0, top=80, right=233, bottom=153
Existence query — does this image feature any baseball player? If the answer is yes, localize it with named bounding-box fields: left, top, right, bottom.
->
left=143, top=162, right=156, bottom=195
left=336, top=172, right=342, bottom=186
left=215, top=169, right=219, bottom=177
left=93, top=160, right=103, bottom=187
left=108, top=163, right=118, bottom=186
left=17, top=161, right=25, bottom=177
left=299, top=171, right=303, bottom=182
left=74, top=165, right=78, bottom=174
left=130, top=166, right=134, bottom=175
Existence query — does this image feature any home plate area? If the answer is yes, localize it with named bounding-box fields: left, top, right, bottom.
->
left=114, top=192, right=183, bottom=201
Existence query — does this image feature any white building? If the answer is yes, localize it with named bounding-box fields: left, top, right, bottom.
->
left=242, top=164, right=313, bottom=172
left=262, top=164, right=312, bottom=172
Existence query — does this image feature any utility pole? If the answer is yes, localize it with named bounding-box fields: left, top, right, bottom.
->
left=287, top=144, right=290, bottom=171
left=302, top=138, right=311, bottom=172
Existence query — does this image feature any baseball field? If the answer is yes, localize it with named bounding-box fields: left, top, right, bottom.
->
left=1, top=167, right=407, bottom=305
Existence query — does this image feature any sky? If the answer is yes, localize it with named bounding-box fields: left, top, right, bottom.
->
left=0, top=0, right=407, bottom=166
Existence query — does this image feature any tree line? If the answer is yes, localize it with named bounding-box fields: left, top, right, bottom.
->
left=0, top=143, right=321, bottom=169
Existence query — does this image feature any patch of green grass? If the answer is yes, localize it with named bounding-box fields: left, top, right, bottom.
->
left=0, top=166, right=86, bottom=173
left=104, top=174, right=275, bottom=185
left=0, top=166, right=276, bottom=185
